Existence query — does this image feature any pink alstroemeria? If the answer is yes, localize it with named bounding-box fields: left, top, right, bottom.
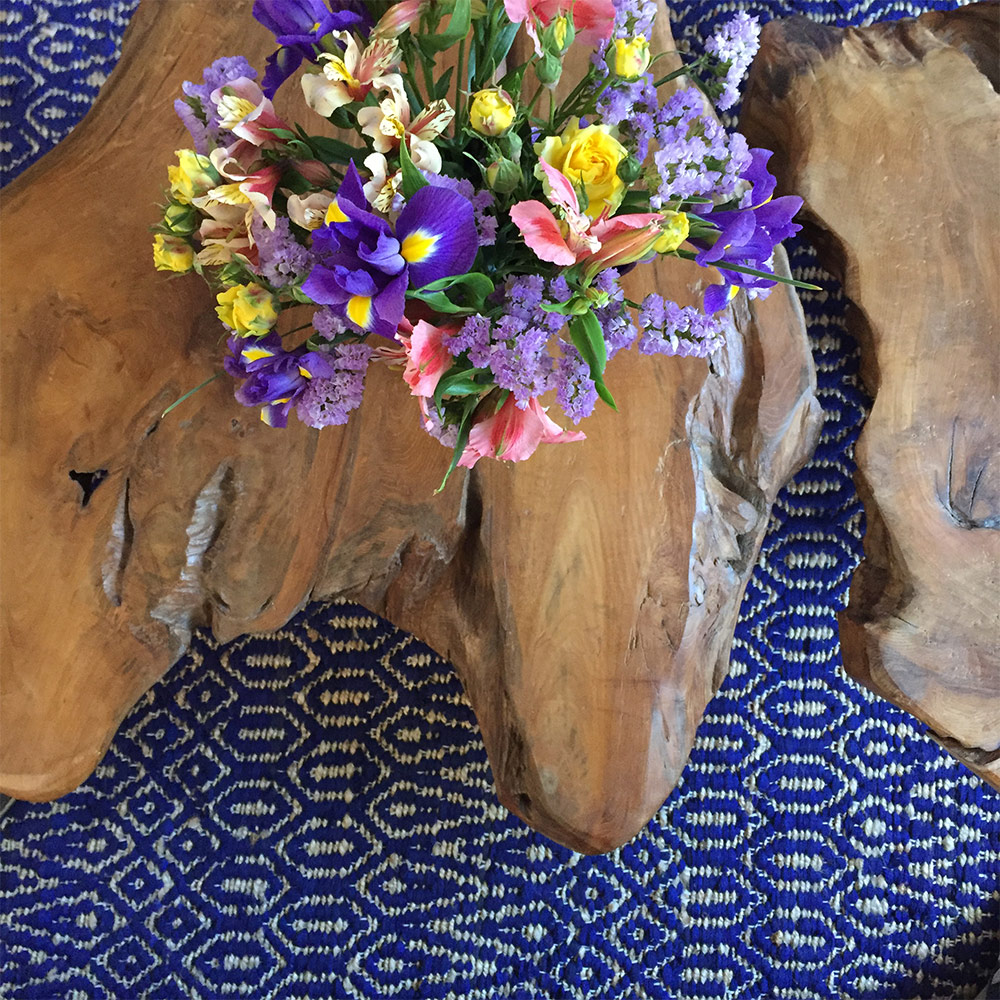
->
left=210, top=77, right=291, bottom=147
left=205, top=150, right=284, bottom=229
left=397, top=319, right=456, bottom=398
left=458, top=395, right=585, bottom=468
left=511, top=160, right=663, bottom=270
left=196, top=202, right=257, bottom=267
left=372, top=0, right=430, bottom=37
left=503, top=0, right=614, bottom=55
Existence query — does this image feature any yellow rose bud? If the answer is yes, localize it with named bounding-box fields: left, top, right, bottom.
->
left=168, top=149, right=219, bottom=205
left=163, top=201, right=198, bottom=236
left=469, top=88, right=516, bottom=137
left=536, top=122, right=628, bottom=220
left=486, top=158, right=523, bottom=195
left=550, top=15, right=573, bottom=52
left=152, top=233, right=194, bottom=273
left=653, top=211, right=690, bottom=253
left=215, top=283, right=279, bottom=337
left=613, top=36, right=651, bottom=81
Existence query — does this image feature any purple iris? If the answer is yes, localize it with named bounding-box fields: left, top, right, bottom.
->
left=692, top=148, right=803, bottom=312
left=224, top=332, right=336, bottom=427
left=302, top=163, right=478, bottom=339
left=252, top=0, right=366, bottom=98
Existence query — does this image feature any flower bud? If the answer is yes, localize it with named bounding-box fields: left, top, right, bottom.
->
left=469, top=88, right=517, bottom=137
left=613, top=36, right=651, bottom=80
left=167, top=149, right=219, bottom=205
left=486, top=158, right=523, bottom=195
left=543, top=14, right=574, bottom=55
left=152, top=233, right=194, bottom=273
left=535, top=53, right=563, bottom=89
left=163, top=201, right=198, bottom=236
left=652, top=211, right=690, bottom=253
left=616, top=155, right=643, bottom=185
left=216, top=282, right=279, bottom=338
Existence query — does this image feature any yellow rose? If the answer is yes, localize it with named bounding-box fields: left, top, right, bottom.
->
left=168, top=149, right=218, bottom=205
left=215, top=283, right=279, bottom=337
left=613, top=36, right=651, bottom=81
left=536, top=123, right=628, bottom=220
left=469, top=88, right=516, bottom=137
left=152, top=233, right=194, bottom=273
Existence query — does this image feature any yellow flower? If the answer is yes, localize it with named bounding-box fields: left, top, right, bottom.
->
left=613, top=36, right=651, bottom=80
left=152, top=233, right=194, bottom=273
left=167, top=149, right=218, bottom=205
left=536, top=123, right=628, bottom=219
left=469, top=88, right=516, bottom=137
left=215, top=283, right=279, bottom=337
left=653, top=211, right=690, bottom=253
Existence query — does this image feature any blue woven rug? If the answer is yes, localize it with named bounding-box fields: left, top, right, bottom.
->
left=2, top=2, right=998, bottom=998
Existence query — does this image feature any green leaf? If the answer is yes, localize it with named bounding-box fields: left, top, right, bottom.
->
left=436, top=394, right=481, bottom=493
left=434, top=65, right=455, bottom=101
left=433, top=366, right=491, bottom=414
left=409, top=272, right=495, bottom=315
left=418, top=0, right=471, bottom=53
left=569, top=311, right=617, bottom=411
left=408, top=290, right=471, bottom=314
left=398, top=139, right=429, bottom=199
left=570, top=309, right=607, bottom=375
left=261, top=127, right=298, bottom=141
left=307, top=133, right=364, bottom=163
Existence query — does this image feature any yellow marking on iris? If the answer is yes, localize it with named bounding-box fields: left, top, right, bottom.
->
left=325, top=198, right=349, bottom=224
left=298, top=365, right=313, bottom=379
left=347, top=294, right=373, bottom=329
left=241, top=346, right=275, bottom=363
left=400, top=229, right=439, bottom=264
left=728, top=286, right=739, bottom=301
left=273, top=397, right=291, bottom=404
left=261, top=408, right=274, bottom=426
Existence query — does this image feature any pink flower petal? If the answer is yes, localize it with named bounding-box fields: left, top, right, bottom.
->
left=510, top=200, right=576, bottom=266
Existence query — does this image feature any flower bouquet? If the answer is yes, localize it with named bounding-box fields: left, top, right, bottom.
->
left=153, top=0, right=810, bottom=489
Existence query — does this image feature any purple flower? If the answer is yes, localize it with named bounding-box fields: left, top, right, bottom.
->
left=652, top=89, right=751, bottom=206
left=224, top=332, right=337, bottom=426
left=251, top=215, right=313, bottom=288
left=295, top=342, right=373, bottom=427
left=253, top=0, right=367, bottom=97
left=637, top=294, right=726, bottom=357
left=705, top=13, right=761, bottom=112
left=174, top=56, right=257, bottom=153
left=303, top=164, right=478, bottom=338
left=692, top=148, right=802, bottom=311
left=553, top=344, right=598, bottom=423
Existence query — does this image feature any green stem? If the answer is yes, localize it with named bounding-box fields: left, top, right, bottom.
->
left=675, top=249, right=822, bottom=290
left=161, top=372, right=222, bottom=419
left=455, top=38, right=467, bottom=121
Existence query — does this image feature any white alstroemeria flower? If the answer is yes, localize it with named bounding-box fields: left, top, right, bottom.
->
left=302, top=31, right=405, bottom=117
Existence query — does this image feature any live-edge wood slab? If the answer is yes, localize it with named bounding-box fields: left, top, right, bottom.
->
left=742, top=3, right=1000, bottom=789
left=0, top=0, right=820, bottom=851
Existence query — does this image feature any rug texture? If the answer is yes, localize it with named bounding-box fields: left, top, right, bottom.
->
left=2, top=1, right=999, bottom=998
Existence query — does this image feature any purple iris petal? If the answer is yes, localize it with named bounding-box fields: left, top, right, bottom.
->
left=369, top=271, right=409, bottom=339
left=358, top=231, right=405, bottom=275
left=337, top=161, right=368, bottom=210
left=395, top=186, right=478, bottom=289
left=335, top=265, right=379, bottom=297
left=740, top=148, right=777, bottom=209
left=302, top=266, right=351, bottom=305
left=253, top=0, right=364, bottom=97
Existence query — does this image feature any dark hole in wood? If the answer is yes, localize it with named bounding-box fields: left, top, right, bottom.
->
left=68, top=468, right=108, bottom=508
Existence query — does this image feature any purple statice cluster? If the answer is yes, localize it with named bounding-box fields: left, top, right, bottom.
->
left=251, top=216, right=313, bottom=288
left=637, top=294, right=727, bottom=357
left=597, top=74, right=659, bottom=161
left=705, top=13, right=762, bottom=112
left=650, top=88, right=752, bottom=207
left=424, top=174, right=497, bottom=246
left=610, top=0, right=658, bottom=41
left=174, top=56, right=257, bottom=154
left=591, top=269, right=639, bottom=360
left=296, top=342, right=373, bottom=428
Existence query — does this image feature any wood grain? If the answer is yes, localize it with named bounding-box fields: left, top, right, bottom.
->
left=741, top=2, right=1000, bottom=789
left=0, top=0, right=820, bottom=851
